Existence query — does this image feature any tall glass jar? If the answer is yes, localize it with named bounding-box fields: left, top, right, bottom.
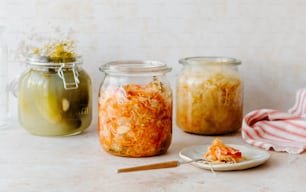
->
left=0, top=26, right=8, bottom=128
left=176, top=57, right=243, bottom=135
left=18, top=55, right=92, bottom=136
left=98, top=60, right=172, bottom=157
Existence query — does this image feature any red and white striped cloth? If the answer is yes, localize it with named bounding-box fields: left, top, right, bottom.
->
left=242, top=88, right=306, bottom=154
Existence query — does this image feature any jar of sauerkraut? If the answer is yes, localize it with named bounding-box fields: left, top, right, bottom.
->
left=99, top=60, right=172, bottom=157
left=18, top=54, right=92, bottom=136
left=176, top=57, right=243, bottom=135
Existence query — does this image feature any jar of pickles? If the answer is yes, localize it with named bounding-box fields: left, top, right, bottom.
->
left=18, top=44, right=92, bottom=136
left=176, top=57, right=243, bottom=135
left=98, top=60, right=172, bottom=157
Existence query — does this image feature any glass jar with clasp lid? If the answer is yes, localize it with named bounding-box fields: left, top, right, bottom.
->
left=18, top=45, right=92, bottom=136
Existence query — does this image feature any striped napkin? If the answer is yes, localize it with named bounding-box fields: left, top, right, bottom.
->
left=242, top=88, right=306, bottom=154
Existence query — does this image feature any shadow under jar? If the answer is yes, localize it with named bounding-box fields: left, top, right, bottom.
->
left=98, top=60, right=173, bottom=157
left=176, top=57, right=243, bottom=135
left=18, top=55, right=92, bottom=136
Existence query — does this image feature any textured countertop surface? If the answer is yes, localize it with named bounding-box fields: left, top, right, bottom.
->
left=1, top=119, right=305, bottom=192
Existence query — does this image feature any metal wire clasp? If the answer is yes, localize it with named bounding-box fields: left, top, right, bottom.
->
left=57, top=63, right=80, bottom=89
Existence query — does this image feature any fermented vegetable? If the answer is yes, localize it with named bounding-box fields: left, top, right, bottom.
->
left=98, top=81, right=172, bottom=157
left=176, top=64, right=243, bottom=135
left=18, top=67, right=92, bottom=136
left=18, top=41, right=92, bottom=136
left=204, top=138, right=246, bottom=163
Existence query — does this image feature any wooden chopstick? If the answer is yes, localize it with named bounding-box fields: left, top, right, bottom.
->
left=117, top=160, right=180, bottom=173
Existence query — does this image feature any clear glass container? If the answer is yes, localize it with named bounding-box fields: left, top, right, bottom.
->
left=18, top=55, right=92, bottom=136
left=98, top=60, right=172, bottom=157
left=0, top=26, right=8, bottom=128
left=176, top=57, right=243, bottom=135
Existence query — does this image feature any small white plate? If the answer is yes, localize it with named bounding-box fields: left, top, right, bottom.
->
left=179, top=144, right=270, bottom=171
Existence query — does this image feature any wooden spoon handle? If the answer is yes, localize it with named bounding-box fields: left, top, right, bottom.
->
left=117, top=160, right=180, bottom=173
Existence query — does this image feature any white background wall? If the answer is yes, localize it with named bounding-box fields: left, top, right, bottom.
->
left=1, top=0, right=306, bottom=118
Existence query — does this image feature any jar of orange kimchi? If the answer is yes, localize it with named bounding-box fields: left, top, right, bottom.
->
left=176, top=57, right=243, bottom=135
left=98, top=60, right=173, bottom=157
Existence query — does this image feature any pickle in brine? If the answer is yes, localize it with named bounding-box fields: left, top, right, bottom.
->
left=29, top=71, right=64, bottom=124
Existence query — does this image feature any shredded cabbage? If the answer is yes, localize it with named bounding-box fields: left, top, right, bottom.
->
left=205, top=138, right=246, bottom=163
left=176, top=67, right=243, bottom=135
left=98, top=81, right=172, bottom=157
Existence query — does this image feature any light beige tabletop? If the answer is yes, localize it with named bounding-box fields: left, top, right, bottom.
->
left=1, top=118, right=305, bottom=192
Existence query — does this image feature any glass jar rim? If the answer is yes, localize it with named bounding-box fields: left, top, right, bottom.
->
left=179, top=56, right=241, bottom=66
left=26, top=55, right=82, bottom=68
left=100, top=60, right=172, bottom=74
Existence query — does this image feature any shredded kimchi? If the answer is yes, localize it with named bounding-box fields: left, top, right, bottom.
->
left=204, top=138, right=245, bottom=163
left=98, top=81, right=172, bottom=157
